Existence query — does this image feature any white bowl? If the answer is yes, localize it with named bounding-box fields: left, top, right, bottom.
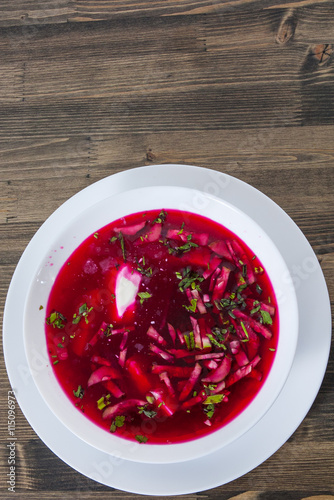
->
left=23, top=181, right=298, bottom=464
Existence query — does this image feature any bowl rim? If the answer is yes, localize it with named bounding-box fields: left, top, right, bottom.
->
left=22, top=180, right=299, bottom=464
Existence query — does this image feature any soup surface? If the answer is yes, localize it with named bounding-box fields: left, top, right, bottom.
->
left=45, top=209, right=278, bottom=444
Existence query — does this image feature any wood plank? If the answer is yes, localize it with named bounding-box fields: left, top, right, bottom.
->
left=0, top=0, right=75, bottom=27
left=0, top=14, right=305, bottom=138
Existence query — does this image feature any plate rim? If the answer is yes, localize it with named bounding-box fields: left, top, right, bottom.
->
left=3, top=164, right=332, bottom=495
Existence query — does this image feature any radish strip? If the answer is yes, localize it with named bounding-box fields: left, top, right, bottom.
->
left=167, top=323, right=177, bottom=344
left=119, top=348, right=127, bottom=368
left=180, top=392, right=206, bottom=410
left=91, top=355, right=112, bottom=366
left=120, top=331, right=128, bottom=350
left=149, top=343, right=174, bottom=362
left=195, top=352, right=225, bottom=360
left=190, top=289, right=206, bottom=314
left=87, top=366, right=122, bottom=387
left=113, top=221, right=146, bottom=235
left=103, top=380, right=124, bottom=398
left=212, top=266, right=231, bottom=303
left=209, top=240, right=232, bottom=260
left=190, top=316, right=202, bottom=349
left=159, top=371, right=176, bottom=396
left=232, top=309, right=272, bottom=339
left=152, top=365, right=193, bottom=378
left=179, top=363, right=202, bottom=402
left=147, top=325, right=166, bottom=345
left=202, top=356, right=232, bottom=383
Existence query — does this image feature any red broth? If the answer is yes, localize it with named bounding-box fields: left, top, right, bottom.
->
left=45, top=209, right=278, bottom=444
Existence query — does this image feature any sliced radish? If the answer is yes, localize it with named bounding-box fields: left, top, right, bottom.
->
left=113, top=221, right=146, bottom=235
left=87, top=366, right=122, bottom=387
left=102, top=399, right=147, bottom=420
left=202, top=356, right=232, bottom=383
left=147, top=325, right=166, bottom=345
left=179, top=363, right=202, bottom=402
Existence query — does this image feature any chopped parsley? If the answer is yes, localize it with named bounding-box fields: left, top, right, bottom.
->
left=183, top=298, right=197, bottom=313
left=203, top=394, right=225, bottom=405
left=97, top=395, right=110, bottom=411
left=176, top=267, right=204, bottom=292
left=168, top=237, right=199, bottom=255
left=46, top=311, right=66, bottom=329
left=72, top=303, right=93, bottom=325
left=110, top=232, right=126, bottom=260
left=138, top=291, right=152, bottom=305
left=73, top=385, right=84, bottom=399
left=110, top=415, right=125, bottom=433
left=136, top=259, right=153, bottom=277
left=153, top=209, right=167, bottom=224
left=260, top=310, right=273, bottom=325
left=135, top=434, right=148, bottom=443
left=137, top=405, right=158, bottom=419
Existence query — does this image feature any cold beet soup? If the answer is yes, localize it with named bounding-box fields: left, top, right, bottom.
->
left=45, top=209, right=278, bottom=445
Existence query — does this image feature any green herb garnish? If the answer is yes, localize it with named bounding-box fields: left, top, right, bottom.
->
left=110, top=415, right=125, bottom=433
left=153, top=210, right=167, bottom=224
left=183, top=298, right=197, bottom=313
left=138, top=405, right=158, bottom=419
left=203, top=394, right=225, bottom=405
left=177, top=267, right=204, bottom=292
left=135, top=434, right=148, bottom=443
left=46, top=311, right=66, bottom=329
left=72, top=303, right=93, bottom=325
left=260, top=310, right=273, bottom=325
left=138, top=291, right=152, bottom=305
left=73, top=385, right=84, bottom=399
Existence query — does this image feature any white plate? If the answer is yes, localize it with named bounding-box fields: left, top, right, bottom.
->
left=3, top=164, right=331, bottom=495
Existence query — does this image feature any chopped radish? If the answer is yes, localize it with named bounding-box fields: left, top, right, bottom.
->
left=126, top=356, right=153, bottom=394
left=119, top=348, right=127, bottom=368
left=181, top=391, right=206, bottom=410
left=209, top=266, right=221, bottom=292
left=190, top=289, right=206, bottom=314
left=209, top=240, right=232, bottom=260
left=113, top=221, right=146, bottom=235
left=232, top=309, right=272, bottom=339
left=168, top=349, right=196, bottom=358
left=102, top=399, right=147, bottom=420
left=212, top=266, right=231, bottom=303
left=152, top=365, right=193, bottom=378
left=148, top=388, right=178, bottom=416
left=167, top=323, right=177, bottom=344
left=203, top=359, right=218, bottom=370
left=91, top=355, right=112, bottom=366
left=202, top=255, right=222, bottom=279
left=167, top=230, right=209, bottom=246
left=179, top=363, right=202, bottom=401
left=87, top=366, right=122, bottom=387
left=159, top=371, right=176, bottom=396
left=147, top=325, right=166, bottom=345
left=149, top=343, right=174, bottom=362
left=235, top=349, right=250, bottom=367
left=119, top=331, right=128, bottom=350
left=136, top=223, right=162, bottom=244
left=103, top=380, right=124, bottom=398
left=195, top=352, right=225, bottom=361
left=190, top=316, right=202, bottom=349
left=202, top=356, right=232, bottom=383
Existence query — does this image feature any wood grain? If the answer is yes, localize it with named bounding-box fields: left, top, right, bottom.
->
left=0, top=0, right=333, bottom=498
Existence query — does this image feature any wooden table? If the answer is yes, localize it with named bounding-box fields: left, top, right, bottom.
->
left=0, top=1, right=333, bottom=499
